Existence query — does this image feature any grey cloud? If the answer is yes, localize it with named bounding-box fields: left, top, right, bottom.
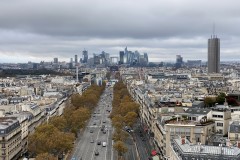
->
left=1, top=0, right=240, bottom=62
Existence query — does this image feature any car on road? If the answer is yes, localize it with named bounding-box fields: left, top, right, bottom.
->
left=90, top=130, right=94, bottom=133
left=71, top=158, right=76, bottom=160
left=95, top=150, right=99, bottom=156
left=93, top=122, right=96, bottom=125
left=102, top=142, right=107, bottom=147
left=103, top=130, right=106, bottom=134
left=97, top=141, right=101, bottom=145
left=103, top=120, right=106, bottom=123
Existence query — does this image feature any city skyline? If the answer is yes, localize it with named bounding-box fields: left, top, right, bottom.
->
left=1, top=0, right=240, bottom=63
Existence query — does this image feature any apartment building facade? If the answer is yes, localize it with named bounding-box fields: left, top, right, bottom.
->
left=0, top=117, right=21, bottom=160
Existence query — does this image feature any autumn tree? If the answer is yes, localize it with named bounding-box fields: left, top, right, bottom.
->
left=35, top=153, right=57, bottom=160
left=204, top=97, right=216, bottom=107
left=49, top=116, right=67, bottom=132
left=119, top=102, right=139, bottom=117
left=28, top=124, right=74, bottom=156
left=68, top=107, right=91, bottom=136
left=124, top=112, right=138, bottom=128
left=113, top=141, right=128, bottom=160
left=113, top=128, right=129, bottom=142
left=112, top=114, right=125, bottom=129
left=111, top=81, right=140, bottom=159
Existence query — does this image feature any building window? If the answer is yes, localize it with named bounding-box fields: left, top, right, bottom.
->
left=2, top=149, right=6, bottom=155
left=236, top=134, right=239, bottom=140
left=217, top=123, right=223, bottom=126
left=213, top=115, right=223, bottom=118
left=196, top=137, right=200, bottom=142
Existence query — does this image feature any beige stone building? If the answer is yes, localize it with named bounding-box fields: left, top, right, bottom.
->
left=229, top=121, right=240, bottom=143
left=154, top=118, right=215, bottom=159
left=0, top=117, right=21, bottom=160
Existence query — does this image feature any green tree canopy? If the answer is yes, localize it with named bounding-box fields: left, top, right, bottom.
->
left=216, top=92, right=226, bottom=105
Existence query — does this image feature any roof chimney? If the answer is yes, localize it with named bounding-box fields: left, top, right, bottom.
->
left=181, top=137, right=185, bottom=145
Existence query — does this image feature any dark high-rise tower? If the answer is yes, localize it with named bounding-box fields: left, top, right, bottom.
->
left=208, top=35, right=220, bottom=73
left=53, top=58, right=58, bottom=64
left=176, top=55, right=183, bottom=68
left=82, top=50, right=88, bottom=63
left=119, top=51, right=124, bottom=64
left=74, top=55, right=78, bottom=64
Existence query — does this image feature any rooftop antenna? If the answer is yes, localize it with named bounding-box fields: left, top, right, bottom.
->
left=213, top=22, right=217, bottom=38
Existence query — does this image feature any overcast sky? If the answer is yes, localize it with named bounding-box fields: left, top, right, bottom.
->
left=0, top=0, right=240, bottom=63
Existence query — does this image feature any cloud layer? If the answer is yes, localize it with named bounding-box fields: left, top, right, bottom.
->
left=1, top=0, right=240, bottom=63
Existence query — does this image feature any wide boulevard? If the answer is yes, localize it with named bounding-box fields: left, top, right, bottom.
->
left=71, top=86, right=114, bottom=160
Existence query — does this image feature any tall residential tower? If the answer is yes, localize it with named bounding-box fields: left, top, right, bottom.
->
left=208, top=35, right=220, bottom=73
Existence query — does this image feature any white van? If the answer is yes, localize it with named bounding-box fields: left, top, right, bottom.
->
left=102, top=141, right=107, bottom=147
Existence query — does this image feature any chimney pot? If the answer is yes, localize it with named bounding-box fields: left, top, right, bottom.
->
left=181, top=137, right=185, bottom=144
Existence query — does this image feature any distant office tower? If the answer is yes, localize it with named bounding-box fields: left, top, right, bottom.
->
left=53, top=58, right=58, bottom=64
left=139, top=55, right=147, bottom=66
left=75, top=55, right=78, bottom=64
left=125, top=47, right=129, bottom=63
left=187, top=60, right=202, bottom=67
left=176, top=55, right=183, bottom=68
left=208, top=36, right=220, bottom=73
left=110, top=57, right=119, bottom=64
left=119, top=51, right=124, bottom=64
left=93, top=54, right=101, bottom=65
left=82, top=50, right=88, bottom=63
left=144, top=53, right=149, bottom=64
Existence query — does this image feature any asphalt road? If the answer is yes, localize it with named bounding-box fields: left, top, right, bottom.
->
left=71, top=87, right=114, bottom=160
left=132, top=124, right=154, bottom=160
left=123, top=136, right=138, bottom=160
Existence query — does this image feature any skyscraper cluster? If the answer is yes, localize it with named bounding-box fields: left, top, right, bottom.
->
left=119, top=47, right=148, bottom=66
